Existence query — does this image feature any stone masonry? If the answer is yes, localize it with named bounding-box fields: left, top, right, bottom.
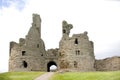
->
left=95, top=56, right=120, bottom=71
left=59, top=21, right=95, bottom=71
left=9, top=14, right=120, bottom=72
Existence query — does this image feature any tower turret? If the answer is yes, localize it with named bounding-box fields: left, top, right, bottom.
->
left=62, top=20, right=73, bottom=39
left=32, top=14, right=41, bottom=38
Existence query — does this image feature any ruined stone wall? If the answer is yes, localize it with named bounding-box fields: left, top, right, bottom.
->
left=9, top=14, right=120, bottom=72
left=9, top=14, right=46, bottom=71
left=95, top=56, right=120, bottom=71
left=59, top=21, right=95, bottom=71
left=9, top=37, right=46, bottom=72
left=46, top=48, right=59, bottom=58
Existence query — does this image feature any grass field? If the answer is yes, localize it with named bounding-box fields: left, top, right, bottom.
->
left=50, top=71, right=120, bottom=80
left=0, top=72, right=44, bottom=80
left=0, top=71, right=120, bottom=80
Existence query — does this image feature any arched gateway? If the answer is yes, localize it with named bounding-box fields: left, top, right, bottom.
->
left=47, top=61, right=57, bottom=72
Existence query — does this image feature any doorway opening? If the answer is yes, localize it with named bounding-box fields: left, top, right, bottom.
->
left=47, top=61, right=57, bottom=72
left=23, top=61, right=27, bottom=68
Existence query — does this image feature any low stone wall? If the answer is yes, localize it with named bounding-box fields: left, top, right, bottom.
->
left=95, top=56, right=120, bottom=71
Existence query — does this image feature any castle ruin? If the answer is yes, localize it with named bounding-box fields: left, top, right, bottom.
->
left=9, top=14, right=120, bottom=72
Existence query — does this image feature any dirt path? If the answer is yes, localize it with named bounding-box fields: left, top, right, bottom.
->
left=34, top=72, right=54, bottom=80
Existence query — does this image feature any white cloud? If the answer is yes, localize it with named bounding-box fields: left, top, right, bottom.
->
left=0, top=0, right=120, bottom=72
left=1, top=0, right=27, bottom=10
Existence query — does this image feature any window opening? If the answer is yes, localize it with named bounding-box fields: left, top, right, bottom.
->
left=76, top=50, right=80, bottom=55
left=63, top=29, right=66, bottom=33
left=75, top=38, right=78, bottom=44
left=41, top=54, right=43, bottom=56
left=22, top=51, right=26, bottom=56
left=76, top=50, right=77, bottom=55
left=78, top=50, right=80, bottom=55
left=37, top=44, right=39, bottom=48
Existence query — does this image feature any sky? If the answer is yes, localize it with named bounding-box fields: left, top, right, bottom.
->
left=0, top=0, right=120, bottom=72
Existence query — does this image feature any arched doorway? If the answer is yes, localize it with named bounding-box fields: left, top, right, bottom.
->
left=47, top=61, right=57, bottom=72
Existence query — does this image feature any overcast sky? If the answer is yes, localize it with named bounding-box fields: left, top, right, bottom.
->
left=0, top=0, right=120, bottom=72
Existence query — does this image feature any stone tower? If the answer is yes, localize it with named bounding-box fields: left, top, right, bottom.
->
left=59, top=21, right=95, bottom=71
left=9, top=14, right=96, bottom=72
left=9, top=14, right=46, bottom=71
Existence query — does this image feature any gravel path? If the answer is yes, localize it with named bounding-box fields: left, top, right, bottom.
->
left=34, top=72, right=54, bottom=80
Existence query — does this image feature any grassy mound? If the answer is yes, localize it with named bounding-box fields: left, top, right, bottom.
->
left=50, top=71, right=120, bottom=80
left=0, top=72, right=44, bottom=80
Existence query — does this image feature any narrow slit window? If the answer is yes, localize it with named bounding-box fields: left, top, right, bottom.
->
left=37, top=44, right=39, bottom=48
left=75, top=38, right=78, bottom=44
left=76, top=50, right=80, bottom=55
left=76, top=50, right=78, bottom=55
left=78, top=50, right=80, bottom=55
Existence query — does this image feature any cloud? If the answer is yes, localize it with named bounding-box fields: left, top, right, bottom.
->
left=0, top=0, right=27, bottom=11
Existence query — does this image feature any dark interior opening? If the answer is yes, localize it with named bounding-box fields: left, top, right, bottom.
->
left=74, top=61, right=77, bottom=68
left=37, top=44, right=39, bottom=48
left=75, top=38, right=78, bottom=44
left=47, top=61, right=57, bottom=72
left=63, top=29, right=66, bottom=33
left=41, top=54, right=43, bottom=56
left=23, top=61, right=27, bottom=68
left=76, top=50, right=80, bottom=55
left=78, top=50, right=80, bottom=55
left=22, top=51, right=26, bottom=56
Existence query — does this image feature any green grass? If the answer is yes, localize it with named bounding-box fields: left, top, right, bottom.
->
left=0, top=72, right=44, bottom=80
left=0, top=71, right=120, bottom=80
left=50, top=71, right=120, bottom=80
